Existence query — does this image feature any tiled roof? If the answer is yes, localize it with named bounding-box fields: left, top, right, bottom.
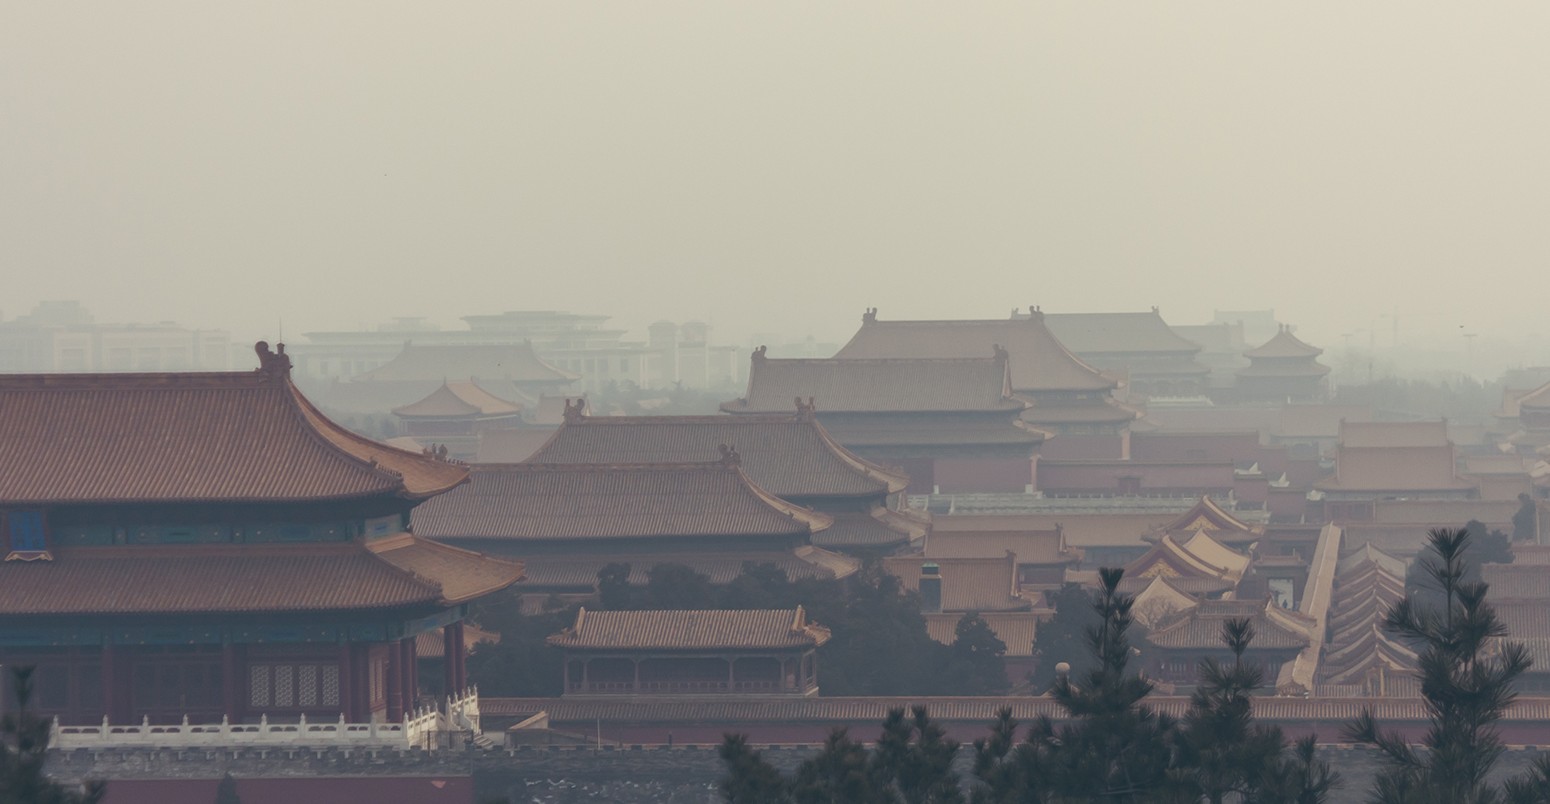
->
left=724, top=352, right=1025, bottom=414
left=1130, top=576, right=1203, bottom=628
left=815, top=415, right=1046, bottom=447
left=1484, top=564, right=1550, bottom=600
left=946, top=512, right=1174, bottom=549
left=1335, top=543, right=1407, bottom=579
left=923, top=520, right=1073, bottom=564
left=1316, top=446, right=1475, bottom=492
left=476, top=428, right=558, bottom=463
left=1517, top=381, right=1550, bottom=413
left=833, top=311, right=1114, bottom=393
left=1117, top=574, right=1236, bottom=597
left=1180, top=531, right=1250, bottom=578
left=369, top=532, right=527, bottom=604
left=1368, top=499, right=1520, bottom=526
left=515, top=547, right=859, bottom=588
left=1243, top=329, right=1324, bottom=359
left=1124, top=533, right=1246, bottom=586
left=882, top=555, right=1029, bottom=612
left=351, top=342, right=576, bottom=384
left=815, top=509, right=929, bottom=550
left=547, top=607, right=830, bottom=650
left=1043, top=311, right=1203, bottom=356
left=0, top=535, right=521, bottom=615
left=526, top=413, right=907, bottom=497
left=412, top=462, right=830, bottom=541
left=1147, top=599, right=1313, bottom=651
left=924, top=611, right=1039, bottom=657
left=1158, top=496, right=1261, bottom=539
left=0, top=363, right=467, bottom=504
left=1017, top=398, right=1137, bottom=426
left=1339, top=420, right=1451, bottom=449
left=1273, top=405, right=1373, bottom=439
left=393, top=382, right=522, bottom=418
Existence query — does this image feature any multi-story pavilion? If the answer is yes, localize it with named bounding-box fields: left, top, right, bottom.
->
left=412, top=456, right=831, bottom=557
left=1042, top=309, right=1212, bottom=400
left=722, top=347, right=1046, bottom=494
left=392, top=381, right=524, bottom=461
left=1236, top=326, right=1331, bottom=403
left=524, top=403, right=927, bottom=553
left=0, top=344, right=524, bottom=727
left=834, top=309, right=1134, bottom=459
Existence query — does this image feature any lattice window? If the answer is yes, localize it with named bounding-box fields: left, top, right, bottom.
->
left=298, top=665, right=318, bottom=707
left=321, top=665, right=340, bottom=707
left=249, top=666, right=270, bottom=708
left=273, top=665, right=294, bottom=707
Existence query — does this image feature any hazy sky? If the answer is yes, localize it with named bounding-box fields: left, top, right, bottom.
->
left=4, top=2, right=1549, bottom=354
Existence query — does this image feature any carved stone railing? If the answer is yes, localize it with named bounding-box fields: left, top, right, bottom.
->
left=52, top=689, right=481, bottom=751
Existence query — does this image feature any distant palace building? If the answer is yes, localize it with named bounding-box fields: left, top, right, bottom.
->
left=411, top=457, right=857, bottom=603
left=392, top=381, right=525, bottom=461
left=834, top=308, right=1134, bottom=459
left=1041, top=308, right=1212, bottom=400
left=291, top=311, right=743, bottom=398
left=321, top=341, right=577, bottom=414
left=0, top=344, right=523, bottom=733
left=1235, top=326, right=1331, bottom=403
left=1315, top=420, right=1477, bottom=522
left=722, top=347, right=1045, bottom=493
left=525, top=404, right=928, bottom=553
left=548, top=608, right=830, bottom=697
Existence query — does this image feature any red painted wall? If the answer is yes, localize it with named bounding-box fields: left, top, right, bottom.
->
left=1037, top=461, right=1235, bottom=496
left=933, top=459, right=1034, bottom=494
left=1038, top=434, right=1127, bottom=460
left=102, top=776, right=474, bottom=804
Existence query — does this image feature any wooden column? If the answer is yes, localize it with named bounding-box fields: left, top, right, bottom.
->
left=221, top=642, right=239, bottom=722
left=337, top=643, right=354, bottom=721
left=400, top=638, right=417, bottom=711
left=451, top=622, right=467, bottom=692
left=442, top=627, right=458, bottom=697
left=726, top=656, right=735, bottom=692
left=385, top=642, right=403, bottom=721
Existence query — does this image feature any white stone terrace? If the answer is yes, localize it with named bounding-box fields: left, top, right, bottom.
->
left=53, top=688, right=480, bottom=751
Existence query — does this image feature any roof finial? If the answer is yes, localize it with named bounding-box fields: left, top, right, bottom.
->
left=794, top=396, right=816, bottom=420
left=1026, top=305, right=1043, bottom=322
left=992, top=343, right=1009, bottom=361
left=253, top=341, right=292, bottom=379
left=862, top=308, right=877, bottom=324
left=562, top=398, right=586, bottom=423
left=752, top=345, right=768, bottom=362
left=1151, top=305, right=1160, bottom=314
left=718, top=443, right=742, bottom=467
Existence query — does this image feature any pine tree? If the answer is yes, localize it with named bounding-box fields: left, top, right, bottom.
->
left=872, top=707, right=963, bottom=804
left=1167, top=619, right=1337, bottom=804
left=1028, top=582, right=1103, bottom=693
left=974, top=567, right=1175, bottom=802
left=0, top=666, right=104, bottom=804
left=719, top=733, right=789, bottom=803
left=944, top=612, right=1009, bottom=696
left=1346, top=527, right=1532, bottom=803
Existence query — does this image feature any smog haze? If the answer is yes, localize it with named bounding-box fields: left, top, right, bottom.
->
left=4, top=2, right=1549, bottom=356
